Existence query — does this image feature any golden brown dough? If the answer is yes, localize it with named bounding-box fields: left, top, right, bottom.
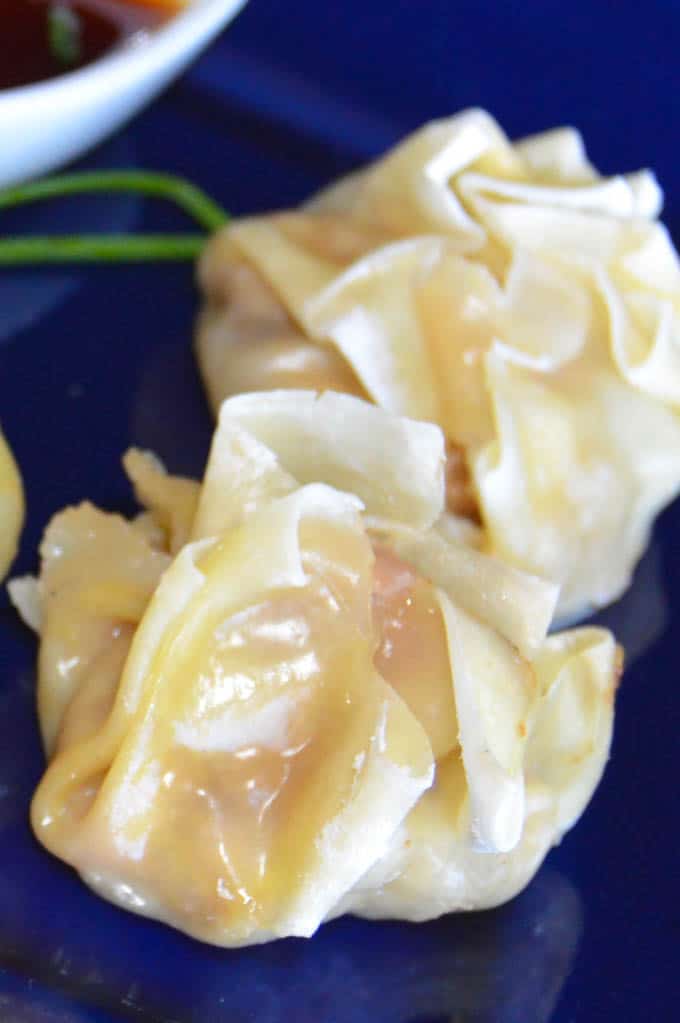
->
left=12, top=392, right=621, bottom=946
left=197, top=241, right=366, bottom=413
left=0, top=426, right=24, bottom=581
left=196, top=242, right=478, bottom=519
left=196, top=110, right=680, bottom=620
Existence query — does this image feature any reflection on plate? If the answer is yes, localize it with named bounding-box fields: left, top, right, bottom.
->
left=592, top=540, right=668, bottom=669
left=0, top=851, right=581, bottom=1023
left=0, top=137, right=139, bottom=348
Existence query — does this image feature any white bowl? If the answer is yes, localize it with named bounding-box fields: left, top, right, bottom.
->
left=0, top=0, right=248, bottom=189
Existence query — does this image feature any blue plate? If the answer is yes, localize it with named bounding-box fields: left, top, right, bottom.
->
left=1, top=4, right=679, bottom=1019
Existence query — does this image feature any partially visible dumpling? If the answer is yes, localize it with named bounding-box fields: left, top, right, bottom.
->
left=197, top=109, right=680, bottom=619
left=0, top=426, right=24, bottom=580
left=13, top=392, right=621, bottom=946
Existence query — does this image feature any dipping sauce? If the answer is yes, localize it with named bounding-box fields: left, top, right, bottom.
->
left=0, top=0, right=182, bottom=90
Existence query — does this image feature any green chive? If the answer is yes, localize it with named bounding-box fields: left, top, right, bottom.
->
left=0, top=234, right=207, bottom=265
left=0, top=171, right=229, bottom=232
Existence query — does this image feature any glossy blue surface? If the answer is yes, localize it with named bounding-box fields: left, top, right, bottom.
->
left=1, top=3, right=680, bottom=1019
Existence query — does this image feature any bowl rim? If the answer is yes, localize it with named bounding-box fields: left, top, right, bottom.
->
left=0, top=0, right=247, bottom=102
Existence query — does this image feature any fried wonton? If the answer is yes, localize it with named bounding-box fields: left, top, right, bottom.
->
left=0, top=426, right=24, bottom=580
left=12, top=393, right=620, bottom=946
left=197, top=110, right=680, bottom=619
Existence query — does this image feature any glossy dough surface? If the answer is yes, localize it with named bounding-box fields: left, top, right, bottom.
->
left=0, top=426, right=24, bottom=580
left=12, top=393, right=620, bottom=946
left=197, top=109, right=680, bottom=619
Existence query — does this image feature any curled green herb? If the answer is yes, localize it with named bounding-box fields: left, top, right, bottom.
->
left=0, top=170, right=229, bottom=264
left=0, top=171, right=229, bottom=232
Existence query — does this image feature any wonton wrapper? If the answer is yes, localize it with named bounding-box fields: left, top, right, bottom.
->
left=0, top=426, right=24, bottom=581
left=197, top=109, right=680, bottom=619
left=13, top=393, right=620, bottom=946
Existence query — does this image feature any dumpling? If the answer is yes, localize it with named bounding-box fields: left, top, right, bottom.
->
left=196, top=109, right=680, bottom=619
left=12, top=392, right=621, bottom=946
left=0, top=426, right=24, bottom=580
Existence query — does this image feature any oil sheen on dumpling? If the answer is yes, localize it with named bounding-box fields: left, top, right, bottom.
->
left=12, top=392, right=621, bottom=946
left=196, top=109, right=680, bottom=620
left=0, top=426, right=24, bottom=580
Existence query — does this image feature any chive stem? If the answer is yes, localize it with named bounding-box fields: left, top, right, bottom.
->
left=0, top=234, right=207, bottom=264
left=0, top=172, right=228, bottom=232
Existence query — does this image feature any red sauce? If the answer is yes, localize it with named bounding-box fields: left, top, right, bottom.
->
left=0, top=0, right=181, bottom=90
